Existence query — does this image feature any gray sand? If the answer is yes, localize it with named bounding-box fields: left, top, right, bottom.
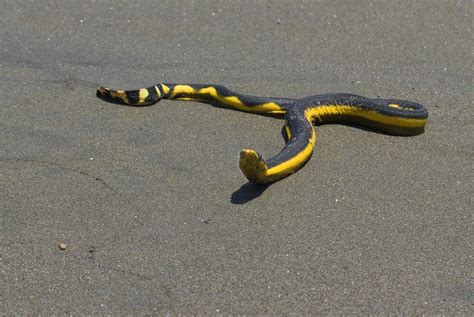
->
left=1, top=0, right=472, bottom=314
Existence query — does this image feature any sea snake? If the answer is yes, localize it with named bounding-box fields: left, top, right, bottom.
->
left=96, top=83, right=428, bottom=184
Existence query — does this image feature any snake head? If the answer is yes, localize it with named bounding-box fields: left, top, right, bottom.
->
left=239, top=149, right=270, bottom=184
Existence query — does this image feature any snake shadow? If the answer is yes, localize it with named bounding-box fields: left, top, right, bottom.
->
left=230, top=182, right=271, bottom=204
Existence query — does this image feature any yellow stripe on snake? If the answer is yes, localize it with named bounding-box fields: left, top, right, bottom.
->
left=97, top=83, right=428, bottom=184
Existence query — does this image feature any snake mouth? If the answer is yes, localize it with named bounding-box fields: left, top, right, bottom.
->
left=239, top=149, right=270, bottom=184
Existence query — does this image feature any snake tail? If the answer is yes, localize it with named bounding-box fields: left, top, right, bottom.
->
left=96, top=85, right=165, bottom=106
left=97, top=83, right=290, bottom=114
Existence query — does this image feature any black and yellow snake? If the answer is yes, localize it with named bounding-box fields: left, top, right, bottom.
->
left=97, top=83, right=428, bottom=184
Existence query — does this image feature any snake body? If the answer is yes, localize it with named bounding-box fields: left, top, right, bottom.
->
left=97, top=83, right=428, bottom=184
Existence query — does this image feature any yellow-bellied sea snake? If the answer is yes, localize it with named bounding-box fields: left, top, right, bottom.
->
left=97, top=83, right=428, bottom=184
